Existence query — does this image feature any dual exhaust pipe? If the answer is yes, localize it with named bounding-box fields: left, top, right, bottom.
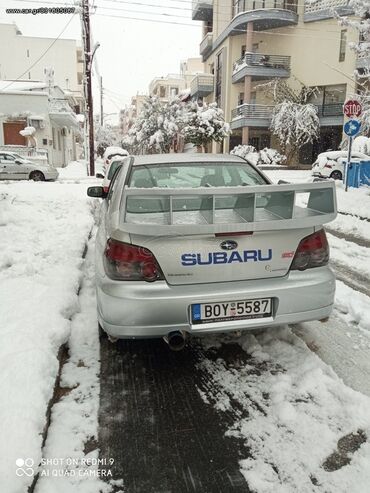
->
left=163, top=331, right=187, bottom=351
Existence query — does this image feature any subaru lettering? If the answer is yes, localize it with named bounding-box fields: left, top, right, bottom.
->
left=181, top=249, right=273, bottom=266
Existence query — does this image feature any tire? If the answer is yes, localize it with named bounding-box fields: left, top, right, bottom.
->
left=29, top=170, right=45, bottom=181
left=98, top=323, right=107, bottom=340
left=330, top=170, right=342, bottom=180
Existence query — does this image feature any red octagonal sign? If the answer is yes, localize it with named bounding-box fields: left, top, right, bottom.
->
left=343, top=99, right=362, bottom=118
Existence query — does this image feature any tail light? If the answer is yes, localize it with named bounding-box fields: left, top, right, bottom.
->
left=103, top=186, right=109, bottom=193
left=104, top=239, right=164, bottom=282
left=290, top=229, right=329, bottom=271
left=324, top=164, right=333, bottom=169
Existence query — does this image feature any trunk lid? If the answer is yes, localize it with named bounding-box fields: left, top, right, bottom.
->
left=129, top=228, right=312, bottom=285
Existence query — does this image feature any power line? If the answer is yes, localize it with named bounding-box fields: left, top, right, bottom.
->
left=12, top=0, right=353, bottom=39
left=0, top=13, right=76, bottom=92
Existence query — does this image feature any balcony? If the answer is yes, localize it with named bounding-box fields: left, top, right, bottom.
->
left=231, top=103, right=274, bottom=129
left=231, top=102, right=343, bottom=130
left=191, top=74, right=214, bottom=98
left=49, top=98, right=78, bottom=128
left=304, top=0, right=353, bottom=22
left=200, top=32, right=213, bottom=59
left=192, top=0, right=213, bottom=21
left=232, top=0, right=298, bottom=30
left=232, top=53, right=291, bottom=83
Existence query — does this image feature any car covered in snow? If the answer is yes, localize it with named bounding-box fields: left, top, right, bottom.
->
left=0, top=151, right=58, bottom=181
left=311, top=150, right=369, bottom=180
left=87, top=154, right=337, bottom=350
left=102, top=146, right=129, bottom=175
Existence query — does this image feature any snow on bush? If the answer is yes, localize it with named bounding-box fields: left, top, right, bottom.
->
left=352, top=135, right=370, bottom=154
left=231, top=145, right=286, bottom=166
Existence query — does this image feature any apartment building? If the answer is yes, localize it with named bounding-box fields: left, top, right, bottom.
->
left=0, top=23, right=83, bottom=106
left=149, top=57, right=204, bottom=102
left=192, top=0, right=360, bottom=162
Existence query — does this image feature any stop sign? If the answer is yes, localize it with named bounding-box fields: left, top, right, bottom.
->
left=343, top=99, right=362, bottom=118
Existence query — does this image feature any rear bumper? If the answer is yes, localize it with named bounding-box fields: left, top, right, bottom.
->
left=97, top=266, right=336, bottom=338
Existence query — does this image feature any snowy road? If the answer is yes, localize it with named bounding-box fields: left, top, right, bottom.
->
left=2, top=165, right=370, bottom=493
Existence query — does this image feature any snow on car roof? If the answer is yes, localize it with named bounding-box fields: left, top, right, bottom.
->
left=131, top=153, right=247, bottom=166
left=318, top=150, right=369, bottom=159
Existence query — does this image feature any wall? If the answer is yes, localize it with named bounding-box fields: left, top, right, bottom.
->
left=0, top=23, right=80, bottom=94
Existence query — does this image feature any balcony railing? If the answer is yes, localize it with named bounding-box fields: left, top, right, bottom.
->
left=304, top=0, right=353, bottom=22
left=200, top=32, right=213, bottom=58
left=316, top=103, right=343, bottom=117
left=234, top=0, right=297, bottom=16
left=232, top=103, right=274, bottom=120
left=231, top=102, right=343, bottom=129
left=192, top=0, right=213, bottom=21
left=190, top=74, right=214, bottom=98
left=232, top=52, right=291, bottom=81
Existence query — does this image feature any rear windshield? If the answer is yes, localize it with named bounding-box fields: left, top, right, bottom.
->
left=128, top=162, right=267, bottom=188
left=125, top=162, right=269, bottom=215
left=108, top=160, right=123, bottom=180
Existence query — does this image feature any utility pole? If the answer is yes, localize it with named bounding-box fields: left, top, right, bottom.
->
left=81, top=0, right=95, bottom=176
left=100, top=75, right=103, bottom=126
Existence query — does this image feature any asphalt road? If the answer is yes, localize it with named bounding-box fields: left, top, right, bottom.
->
left=99, top=338, right=252, bottom=493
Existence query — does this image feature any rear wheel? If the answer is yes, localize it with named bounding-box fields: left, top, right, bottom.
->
left=29, top=170, right=45, bottom=181
left=99, top=323, right=107, bottom=340
left=330, top=170, right=342, bottom=180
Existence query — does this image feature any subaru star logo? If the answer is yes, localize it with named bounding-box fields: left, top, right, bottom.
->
left=220, top=240, right=238, bottom=250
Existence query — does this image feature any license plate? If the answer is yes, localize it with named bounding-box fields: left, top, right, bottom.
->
left=191, top=298, right=272, bottom=325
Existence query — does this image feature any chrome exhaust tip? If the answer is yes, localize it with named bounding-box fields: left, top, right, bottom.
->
left=164, top=331, right=187, bottom=351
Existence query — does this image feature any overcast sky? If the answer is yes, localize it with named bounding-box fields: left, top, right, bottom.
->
left=0, top=0, right=203, bottom=122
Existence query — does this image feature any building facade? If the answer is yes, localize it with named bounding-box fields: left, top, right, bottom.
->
left=192, top=0, right=360, bottom=161
left=0, top=81, right=79, bottom=167
left=0, top=23, right=83, bottom=106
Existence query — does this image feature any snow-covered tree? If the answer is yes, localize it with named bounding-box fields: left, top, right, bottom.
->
left=182, top=102, right=231, bottom=152
left=270, top=102, right=319, bottom=163
left=123, top=97, right=181, bottom=154
left=94, top=118, right=116, bottom=157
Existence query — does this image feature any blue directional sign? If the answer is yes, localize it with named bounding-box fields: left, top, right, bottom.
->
left=344, top=119, right=361, bottom=137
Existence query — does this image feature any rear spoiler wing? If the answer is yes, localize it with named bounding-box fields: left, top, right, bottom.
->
left=121, top=181, right=337, bottom=236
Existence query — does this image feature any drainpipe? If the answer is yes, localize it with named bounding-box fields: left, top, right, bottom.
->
left=242, top=21, right=253, bottom=145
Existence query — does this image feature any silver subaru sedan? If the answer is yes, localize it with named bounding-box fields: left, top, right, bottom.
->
left=88, top=154, right=337, bottom=350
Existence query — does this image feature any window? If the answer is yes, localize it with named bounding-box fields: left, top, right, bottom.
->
left=159, top=86, right=166, bottom=98
left=52, top=128, right=56, bottom=150
left=215, top=51, right=223, bottom=107
left=238, top=92, right=244, bottom=106
left=339, top=30, right=347, bottom=62
left=170, top=86, right=179, bottom=98
left=27, top=49, right=30, bottom=58
left=57, top=131, right=61, bottom=151
left=241, top=45, right=246, bottom=57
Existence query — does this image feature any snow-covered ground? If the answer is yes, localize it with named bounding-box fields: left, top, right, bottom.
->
left=0, top=163, right=103, bottom=493
left=1, top=164, right=370, bottom=493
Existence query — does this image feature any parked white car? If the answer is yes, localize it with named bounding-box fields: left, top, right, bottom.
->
left=0, top=152, right=58, bottom=181
left=102, top=146, right=128, bottom=175
left=311, top=150, right=369, bottom=180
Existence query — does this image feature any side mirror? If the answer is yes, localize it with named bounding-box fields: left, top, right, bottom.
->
left=87, top=186, right=107, bottom=199
left=95, top=173, right=104, bottom=179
